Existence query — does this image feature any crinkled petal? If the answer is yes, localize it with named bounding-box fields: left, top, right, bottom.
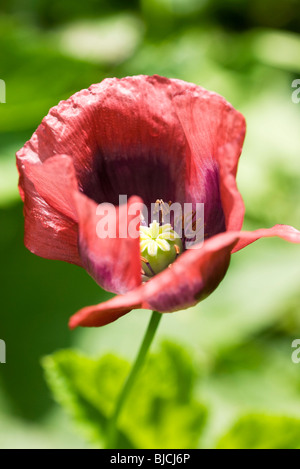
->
left=22, top=155, right=78, bottom=221
left=16, top=76, right=245, bottom=239
left=17, top=76, right=190, bottom=210
left=174, top=88, right=246, bottom=235
left=17, top=155, right=81, bottom=265
left=69, top=224, right=300, bottom=328
left=74, top=193, right=143, bottom=294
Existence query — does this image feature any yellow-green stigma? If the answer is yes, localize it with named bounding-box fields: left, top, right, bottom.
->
left=140, top=220, right=183, bottom=278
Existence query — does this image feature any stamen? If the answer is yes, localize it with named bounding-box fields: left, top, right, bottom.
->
left=154, top=199, right=171, bottom=224
left=140, top=256, right=156, bottom=276
left=174, top=244, right=180, bottom=255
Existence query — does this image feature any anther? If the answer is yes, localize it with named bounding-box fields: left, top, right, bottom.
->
left=174, top=244, right=180, bottom=255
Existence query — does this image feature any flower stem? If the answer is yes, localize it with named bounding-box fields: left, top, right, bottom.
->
left=107, top=310, right=162, bottom=448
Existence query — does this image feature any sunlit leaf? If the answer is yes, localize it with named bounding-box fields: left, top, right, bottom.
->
left=217, top=414, right=300, bottom=449
left=42, top=343, right=208, bottom=449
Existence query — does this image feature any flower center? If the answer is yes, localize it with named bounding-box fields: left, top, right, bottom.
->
left=140, top=220, right=183, bottom=278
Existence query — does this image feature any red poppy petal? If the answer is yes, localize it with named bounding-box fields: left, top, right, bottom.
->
left=17, top=76, right=245, bottom=250
left=20, top=179, right=81, bottom=265
left=69, top=224, right=300, bottom=328
left=69, top=293, right=142, bottom=328
left=69, top=231, right=238, bottom=328
left=174, top=88, right=246, bottom=234
left=17, top=156, right=81, bottom=265
left=18, top=76, right=244, bottom=220
left=74, top=193, right=143, bottom=294
left=232, top=224, right=300, bottom=253
left=22, top=155, right=78, bottom=222
left=78, top=76, right=188, bottom=208
left=145, top=225, right=300, bottom=311
left=17, top=76, right=189, bottom=208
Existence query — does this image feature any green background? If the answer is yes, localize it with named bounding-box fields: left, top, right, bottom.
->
left=0, top=0, right=300, bottom=449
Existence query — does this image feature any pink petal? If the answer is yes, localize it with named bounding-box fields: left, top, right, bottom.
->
left=17, top=76, right=189, bottom=208
left=22, top=155, right=78, bottom=221
left=174, top=87, right=246, bottom=235
left=17, top=156, right=81, bottom=265
left=232, top=224, right=300, bottom=253
left=74, top=193, right=143, bottom=294
left=69, top=224, right=300, bottom=328
left=69, top=231, right=237, bottom=328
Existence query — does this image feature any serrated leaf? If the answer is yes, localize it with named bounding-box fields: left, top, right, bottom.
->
left=42, top=350, right=133, bottom=448
left=42, top=343, right=208, bottom=449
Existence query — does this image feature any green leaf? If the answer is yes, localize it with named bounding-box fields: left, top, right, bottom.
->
left=42, top=350, right=133, bottom=448
left=217, top=414, right=300, bottom=449
left=42, top=343, right=208, bottom=449
left=122, top=342, right=207, bottom=449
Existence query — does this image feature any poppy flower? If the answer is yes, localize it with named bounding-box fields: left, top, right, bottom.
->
left=16, top=75, right=300, bottom=328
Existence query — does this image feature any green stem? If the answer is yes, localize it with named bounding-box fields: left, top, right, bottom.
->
left=107, top=310, right=162, bottom=449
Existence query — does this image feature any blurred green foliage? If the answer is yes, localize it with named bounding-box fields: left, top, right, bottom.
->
left=43, top=343, right=207, bottom=449
left=0, top=0, right=299, bottom=449
left=217, top=415, right=300, bottom=449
